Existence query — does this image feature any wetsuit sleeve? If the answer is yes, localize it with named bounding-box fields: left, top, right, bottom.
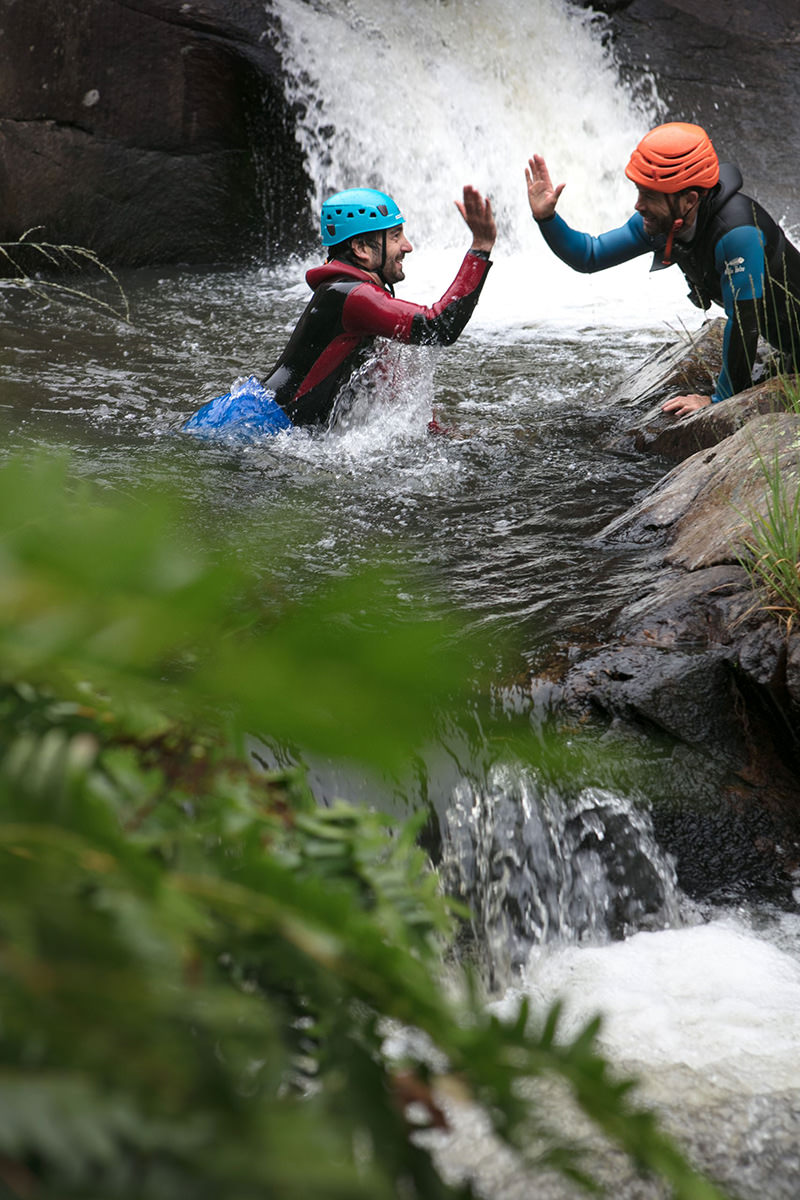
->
left=535, top=212, right=653, bottom=273
left=712, top=225, right=766, bottom=402
left=340, top=252, right=491, bottom=346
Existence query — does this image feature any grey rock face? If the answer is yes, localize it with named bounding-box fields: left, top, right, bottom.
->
left=0, top=0, right=312, bottom=265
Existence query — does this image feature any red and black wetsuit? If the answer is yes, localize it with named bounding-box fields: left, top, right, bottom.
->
left=263, top=250, right=492, bottom=427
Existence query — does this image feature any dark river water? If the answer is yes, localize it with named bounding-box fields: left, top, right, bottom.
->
left=0, top=263, right=667, bottom=681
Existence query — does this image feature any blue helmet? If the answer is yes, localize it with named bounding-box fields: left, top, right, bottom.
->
left=320, top=188, right=404, bottom=247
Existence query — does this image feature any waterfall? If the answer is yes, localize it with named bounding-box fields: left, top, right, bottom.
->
left=267, top=0, right=690, bottom=330
left=269, top=0, right=661, bottom=252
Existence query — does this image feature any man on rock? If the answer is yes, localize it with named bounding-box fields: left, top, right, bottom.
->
left=526, top=122, right=800, bottom=417
left=184, top=185, right=495, bottom=437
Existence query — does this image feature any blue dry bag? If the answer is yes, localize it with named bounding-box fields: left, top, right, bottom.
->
left=183, top=376, right=293, bottom=438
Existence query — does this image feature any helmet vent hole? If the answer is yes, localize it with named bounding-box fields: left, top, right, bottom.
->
left=377, top=205, right=388, bottom=216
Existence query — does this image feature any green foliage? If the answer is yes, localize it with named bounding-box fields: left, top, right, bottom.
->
left=0, top=453, right=730, bottom=1198
left=739, top=440, right=800, bottom=628
left=777, top=371, right=800, bottom=416
left=0, top=454, right=466, bottom=770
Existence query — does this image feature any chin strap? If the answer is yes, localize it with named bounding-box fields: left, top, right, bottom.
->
left=663, top=192, right=702, bottom=266
left=662, top=216, right=683, bottom=266
left=342, top=230, right=395, bottom=294
left=375, top=230, right=395, bottom=296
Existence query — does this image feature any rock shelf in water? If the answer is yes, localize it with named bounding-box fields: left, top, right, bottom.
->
left=544, top=319, right=800, bottom=899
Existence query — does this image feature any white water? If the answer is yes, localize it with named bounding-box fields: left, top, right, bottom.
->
left=419, top=912, right=800, bottom=1197
left=269, top=0, right=693, bottom=332
left=266, top=1, right=800, bottom=1191
left=521, top=914, right=800, bottom=1095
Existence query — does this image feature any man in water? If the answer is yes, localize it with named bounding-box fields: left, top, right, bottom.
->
left=526, top=122, right=800, bottom=417
left=184, top=185, right=496, bottom=436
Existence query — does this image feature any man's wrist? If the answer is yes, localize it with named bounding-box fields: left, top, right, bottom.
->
left=468, top=247, right=492, bottom=260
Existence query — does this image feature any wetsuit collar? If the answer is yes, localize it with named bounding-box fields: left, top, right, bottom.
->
left=692, top=162, right=743, bottom=240
left=710, top=163, right=744, bottom=211
left=306, top=259, right=390, bottom=291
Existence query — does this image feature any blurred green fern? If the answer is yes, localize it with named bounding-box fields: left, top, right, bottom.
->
left=0, top=452, right=729, bottom=1199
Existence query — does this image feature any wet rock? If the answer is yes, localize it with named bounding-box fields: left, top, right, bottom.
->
left=546, top=325, right=800, bottom=897
left=0, top=0, right=312, bottom=265
left=628, top=380, right=790, bottom=463
left=737, top=619, right=791, bottom=693
left=580, top=0, right=800, bottom=230
left=606, top=319, right=791, bottom=461
left=561, top=643, right=743, bottom=753
left=787, top=638, right=800, bottom=717
left=613, top=563, right=753, bottom=646
left=556, top=587, right=800, bottom=897
left=439, top=773, right=681, bottom=983
left=601, top=411, right=800, bottom=570
left=608, top=317, right=723, bottom=413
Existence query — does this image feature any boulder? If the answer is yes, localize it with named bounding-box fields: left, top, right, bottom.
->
left=580, top=1, right=800, bottom=229
left=606, top=318, right=793, bottom=461
left=609, top=317, right=724, bottom=412
left=545, top=324, right=800, bottom=897
left=601, top=411, right=800, bottom=571
left=0, top=0, right=313, bottom=265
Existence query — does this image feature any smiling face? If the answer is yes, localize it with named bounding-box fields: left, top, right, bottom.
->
left=381, top=225, right=413, bottom=283
left=634, top=186, right=700, bottom=238
left=633, top=187, right=675, bottom=237
left=351, top=225, right=413, bottom=284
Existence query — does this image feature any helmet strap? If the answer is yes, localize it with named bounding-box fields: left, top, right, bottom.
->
left=662, top=191, right=699, bottom=266
left=662, top=188, right=705, bottom=264
left=346, top=230, right=395, bottom=294
left=662, top=217, right=682, bottom=266
left=375, top=230, right=395, bottom=296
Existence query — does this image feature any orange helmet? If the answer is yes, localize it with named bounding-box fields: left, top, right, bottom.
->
left=625, top=122, right=719, bottom=193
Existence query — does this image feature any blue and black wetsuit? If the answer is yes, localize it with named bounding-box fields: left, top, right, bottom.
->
left=184, top=250, right=492, bottom=436
left=536, top=164, right=800, bottom=401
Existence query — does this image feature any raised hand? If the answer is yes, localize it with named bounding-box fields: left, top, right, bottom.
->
left=455, top=185, right=496, bottom=253
left=525, top=154, right=565, bottom=221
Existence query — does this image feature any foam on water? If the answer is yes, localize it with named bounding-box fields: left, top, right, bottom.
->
left=516, top=912, right=800, bottom=1094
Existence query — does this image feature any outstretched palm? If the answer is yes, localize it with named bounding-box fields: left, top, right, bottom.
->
left=525, top=154, right=565, bottom=220
left=455, top=185, right=496, bottom=252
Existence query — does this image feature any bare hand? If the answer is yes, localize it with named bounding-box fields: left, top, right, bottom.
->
left=525, top=154, right=565, bottom=221
left=455, top=185, right=496, bottom=253
left=661, top=393, right=712, bottom=418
